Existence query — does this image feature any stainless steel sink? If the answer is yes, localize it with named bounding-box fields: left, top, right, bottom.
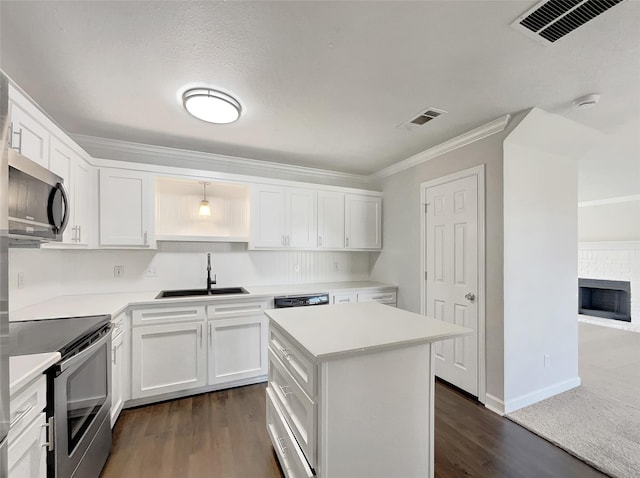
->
left=155, top=287, right=249, bottom=299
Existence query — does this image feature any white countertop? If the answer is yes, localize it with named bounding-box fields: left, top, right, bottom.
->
left=10, top=281, right=397, bottom=322
left=10, top=352, right=61, bottom=395
left=266, top=302, right=471, bottom=361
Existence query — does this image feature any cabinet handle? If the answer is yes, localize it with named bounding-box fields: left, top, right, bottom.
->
left=346, top=237, right=350, bottom=247
left=78, top=225, right=82, bottom=243
left=318, top=235, right=322, bottom=246
left=278, top=384, right=293, bottom=397
left=277, top=436, right=287, bottom=455
left=8, top=122, right=13, bottom=149
left=280, top=348, right=291, bottom=361
left=286, top=235, right=290, bottom=247
left=208, top=322, right=212, bottom=342
left=10, top=404, right=34, bottom=428
left=143, top=231, right=148, bottom=245
left=199, top=324, right=203, bottom=347
left=11, top=125, right=23, bottom=154
left=112, top=346, right=117, bottom=365
left=42, top=417, right=55, bottom=451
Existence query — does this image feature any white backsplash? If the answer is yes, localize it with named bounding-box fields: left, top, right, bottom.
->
left=9, top=242, right=371, bottom=311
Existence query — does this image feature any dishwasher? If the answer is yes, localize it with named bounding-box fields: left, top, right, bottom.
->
left=273, top=292, right=330, bottom=308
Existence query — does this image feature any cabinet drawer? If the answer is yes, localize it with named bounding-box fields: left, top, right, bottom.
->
left=269, top=326, right=316, bottom=398
left=266, top=387, right=314, bottom=478
left=357, top=290, right=397, bottom=306
left=111, top=312, right=127, bottom=336
left=206, top=298, right=273, bottom=320
left=269, top=350, right=316, bottom=468
left=131, top=304, right=205, bottom=326
left=9, top=375, right=46, bottom=440
left=8, top=412, right=47, bottom=478
left=331, top=292, right=357, bottom=304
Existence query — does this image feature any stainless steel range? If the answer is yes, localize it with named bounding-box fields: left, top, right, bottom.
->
left=9, top=316, right=112, bottom=478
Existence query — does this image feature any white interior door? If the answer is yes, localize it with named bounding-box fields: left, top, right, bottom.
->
left=425, top=175, right=478, bottom=396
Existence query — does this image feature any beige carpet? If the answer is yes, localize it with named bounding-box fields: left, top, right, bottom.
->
left=508, top=323, right=640, bottom=478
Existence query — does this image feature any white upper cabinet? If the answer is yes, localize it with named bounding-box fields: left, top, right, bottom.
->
left=345, top=194, right=382, bottom=250
left=8, top=99, right=50, bottom=168
left=48, top=137, right=92, bottom=246
left=250, top=185, right=316, bottom=249
left=286, top=187, right=316, bottom=248
left=317, top=191, right=345, bottom=249
left=99, top=168, right=153, bottom=247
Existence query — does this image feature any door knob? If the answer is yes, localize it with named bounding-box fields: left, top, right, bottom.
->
left=465, top=293, right=476, bottom=302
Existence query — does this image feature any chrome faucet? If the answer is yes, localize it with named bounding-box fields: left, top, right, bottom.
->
left=206, top=253, right=216, bottom=291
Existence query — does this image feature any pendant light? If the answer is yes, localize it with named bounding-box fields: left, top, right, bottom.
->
left=199, top=182, right=211, bottom=216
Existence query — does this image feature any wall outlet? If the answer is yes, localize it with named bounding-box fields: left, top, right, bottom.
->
left=145, top=266, right=158, bottom=277
left=544, top=354, right=551, bottom=368
left=17, top=272, right=24, bottom=289
left=114, top=266, right=124, bottom=278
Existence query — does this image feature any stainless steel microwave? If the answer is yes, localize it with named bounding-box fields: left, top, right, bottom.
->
left=8, top=149, right=69, bottom=242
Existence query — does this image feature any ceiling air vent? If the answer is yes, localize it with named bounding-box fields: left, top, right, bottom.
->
left=511, top=0, right=627, bottom=45
left=399, top=107, right=447, bottom=131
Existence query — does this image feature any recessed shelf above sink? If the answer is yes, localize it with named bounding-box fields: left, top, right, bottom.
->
left=156, top=287, right=249, bottom=299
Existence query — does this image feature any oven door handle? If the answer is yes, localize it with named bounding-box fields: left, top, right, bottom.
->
left=58, top=326, right=112, bottom=373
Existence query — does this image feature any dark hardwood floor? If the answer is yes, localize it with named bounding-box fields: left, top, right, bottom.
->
left=101, top=381, right=605, bottom=478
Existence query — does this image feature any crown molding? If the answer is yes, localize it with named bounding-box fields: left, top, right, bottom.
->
left=370, top=115, right=511, bottom=180
left=72, top=134, right=371, bottom=187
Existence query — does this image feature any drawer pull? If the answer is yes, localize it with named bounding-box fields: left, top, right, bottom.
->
left=278, top=384, right=293, bottom=397
left=10, top=404, right=34, bottom=428
left=280, top=348, right=291, bottom=360
left=277, top=436, right=288, bottom=455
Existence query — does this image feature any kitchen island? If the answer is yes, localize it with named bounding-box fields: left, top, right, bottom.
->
left=265, top=302, right=471, bottom=478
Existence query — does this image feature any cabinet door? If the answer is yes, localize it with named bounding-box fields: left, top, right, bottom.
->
left=99, top=168, right=151, bottom=246
left=208, top=314, right=268, bottom=385
left=250, top=185, right=286, bottom=248
left=131, top=322, right=206, bottom=399
left=110, top=331, right=124, bottom=427
left=286, top=188, right=316, bottom=248
left=317, top=191, right=345, bottom=249
left=9, top=101, right=50, bottom=168
left=70, top=158, right=92, bottom=245
left=8, top=413, right=47, bottom=478
left=345, top=194, right=382, bottom=250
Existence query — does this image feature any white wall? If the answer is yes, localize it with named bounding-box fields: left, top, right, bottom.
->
left=579, top=200, right=640, bottom=242
left=502, top=108, right=602, bottom=413
left=9, top=243, right=371, bottom=311
left=368, top=114, right=525, bottom=406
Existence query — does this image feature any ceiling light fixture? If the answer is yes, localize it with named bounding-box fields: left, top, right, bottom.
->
left=199, top=182, right=211, bottom=216
left=182, top=87, right=241, bottom=124
left=573, top=93, right=600, bottom=111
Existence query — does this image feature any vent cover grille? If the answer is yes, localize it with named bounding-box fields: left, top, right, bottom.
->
left=400, top=108, right=447, bottom=130
left=512, top=0, right=627, bottom=45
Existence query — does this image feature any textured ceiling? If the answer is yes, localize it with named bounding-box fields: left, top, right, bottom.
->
left=1, top=1, right=639, bottom=175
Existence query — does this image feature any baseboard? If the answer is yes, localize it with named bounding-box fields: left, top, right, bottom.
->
left=484, top=393, right=505, bottom=416
left=504, top=377, right=581, bottom=414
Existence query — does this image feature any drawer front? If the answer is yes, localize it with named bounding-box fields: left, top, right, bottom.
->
left=111, top=312, right=127, bottom=337
left=9, top=375, right=46, bottom=440
left=331, top=292, right=357, bottom=304
left=357, top=290, right=397, bottom=306
left=266, top=387, right=314, bottom=478
left=269, top=350, right=316, bottom=468
left=269, top=326, right=316, bottom=398
left=132, top=304, right=205, bottom=326
left=8, top=412, right=47, bottom=478
left=206, top=298, right=273, bottom=320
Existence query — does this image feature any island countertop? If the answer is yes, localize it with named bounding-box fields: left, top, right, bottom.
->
left=265, top=301, right=471, bottom=362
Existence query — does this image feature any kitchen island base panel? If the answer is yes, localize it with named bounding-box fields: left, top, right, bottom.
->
left=317, top=343, right=433, bottom=478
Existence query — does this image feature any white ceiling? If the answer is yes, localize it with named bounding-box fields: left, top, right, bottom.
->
left=1, top=1, right=639, bottom=175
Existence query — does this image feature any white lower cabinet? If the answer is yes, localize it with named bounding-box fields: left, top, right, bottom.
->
left=8, top=412, right=47, bottom=478
left=131, top=321, right=207, bottom=399
left=357, top=290, right=397, bottom=307
left=8, top=375, right=48, bottom=478
left=329, top=292, right=357, bottom=304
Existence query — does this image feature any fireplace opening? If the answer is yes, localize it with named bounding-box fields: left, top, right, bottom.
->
left=579, top=279, right=631, bottom=322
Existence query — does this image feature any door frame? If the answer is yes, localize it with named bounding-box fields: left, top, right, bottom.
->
left=420, top=164, right=486, bottom=404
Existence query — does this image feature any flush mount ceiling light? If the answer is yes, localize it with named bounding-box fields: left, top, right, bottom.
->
left=182, top=88, right=241, bottom=124
left=573, top=93, right=600, bottom=111
left=199, top=182, right=211, bottom=216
